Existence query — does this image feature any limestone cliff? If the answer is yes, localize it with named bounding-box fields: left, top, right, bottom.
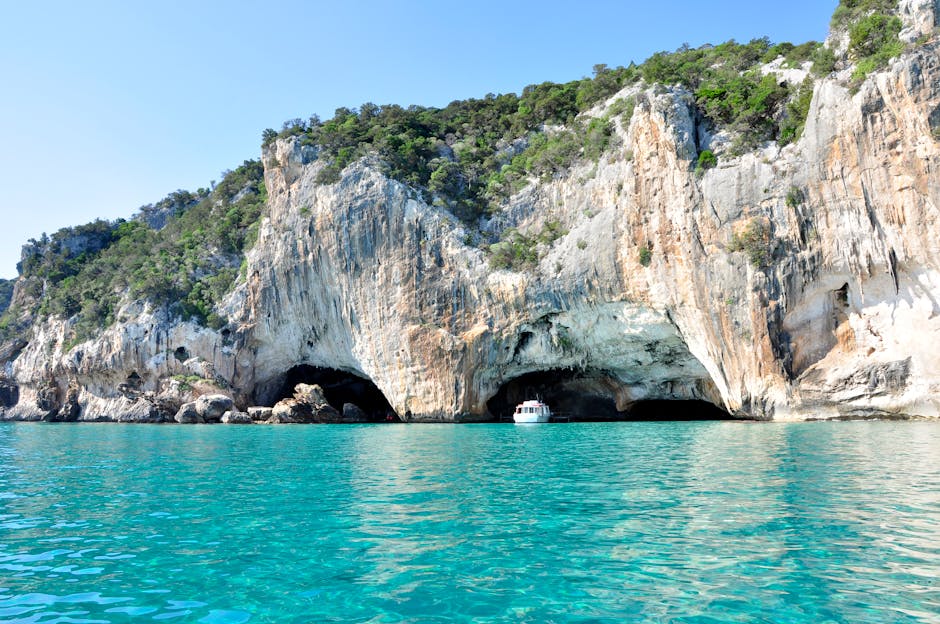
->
left=1, top=3, right=938, bottom=422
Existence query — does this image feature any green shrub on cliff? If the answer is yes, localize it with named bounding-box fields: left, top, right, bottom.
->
left=636, top=38, right=813, bottom=152
left=779, top=77, right=815, bottom=145
left=695, top=150, right=717, bottom=174
left=16, top=220, right=116, bottom=283
left=0, top=279, right=13, bottom=316
left=488, top=219, right=570, bottom=271
left=642, top=39, right=773, bottom=88
left=811, top=46, right=838, bottom=76
left=729, top=218, right=775, bottom=268
left=831, top=0, right=899, bottom=29
left=263, top=34, right=836, bottom=227
left=786, top=186, right=806, bottom=208
left=489, top=230, right=539, bottom=270
left=8, top=159, right=267, bottom=345
left=762, top=41, right=823, bottom=68
left=829, top=0, right=904, bottom=82
left=575, top=64, right=641, bottom=111
left=849, top=13, right=904, bottom=81
left=289, top=84, right=624, bottom=221
left=850, top=13, right=903, bottom=58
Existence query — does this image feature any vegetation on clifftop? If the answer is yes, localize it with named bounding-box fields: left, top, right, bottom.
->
left=0, top=160, right=265, bottom=346
left=832, top=0, right=904, bottom=82
left=644, top=38, right=821, bottom=153
left=0, top=0, right=916, bottom=347
left=264, top=36, right=828, bottom=218
left=264, top=64, right=635, bottom=223
left=832, top=0, right=900, bottom=28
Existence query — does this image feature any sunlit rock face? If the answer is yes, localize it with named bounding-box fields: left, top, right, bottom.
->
left=2, top=5, right=939, bottom=422
left=229, top=43, right=940, bottom=420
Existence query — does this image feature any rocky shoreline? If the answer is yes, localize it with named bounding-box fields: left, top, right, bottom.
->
left=0, top=381, right=395, bottom=425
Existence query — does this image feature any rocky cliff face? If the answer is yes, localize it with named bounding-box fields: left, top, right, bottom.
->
left=2, top=5, right=939, bottom=422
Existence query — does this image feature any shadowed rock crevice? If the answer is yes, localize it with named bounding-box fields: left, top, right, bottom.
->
left=624, top=400, right=733, bottom=421
left=0, top=379, right=19, bottom=409
left=263, top=365, right=397, bottom=421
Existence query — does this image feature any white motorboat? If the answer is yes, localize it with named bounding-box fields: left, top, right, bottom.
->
left=512, top=399, right=552, bottom=423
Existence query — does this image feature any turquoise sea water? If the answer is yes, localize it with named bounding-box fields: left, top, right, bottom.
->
left=0, top=422, right=938, bottom=623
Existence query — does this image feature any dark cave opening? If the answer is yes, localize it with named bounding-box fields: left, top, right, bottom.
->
left=486, top=369, right=732, bottom=421
left=486, top=369, right=625, bottom=421
left=625, top=399, right=733, bottom=421
left=271, top=365, right=397, bottom=421
left=0, top=380, right=19, bottom=409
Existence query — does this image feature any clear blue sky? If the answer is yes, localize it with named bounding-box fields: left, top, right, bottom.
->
left=0, top=0, right=837, bottom=279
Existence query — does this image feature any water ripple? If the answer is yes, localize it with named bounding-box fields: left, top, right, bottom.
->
left=0, top=421, right=938, bottom=622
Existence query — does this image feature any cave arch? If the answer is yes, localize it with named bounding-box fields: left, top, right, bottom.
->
left=260, top=365, right=397, bottom=421
left=486, top=369, right=625, bottom=421
left=486, top=369, right=732, bottom=421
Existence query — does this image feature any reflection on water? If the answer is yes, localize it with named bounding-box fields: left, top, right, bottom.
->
left=0, top=421, right=938, bottom=622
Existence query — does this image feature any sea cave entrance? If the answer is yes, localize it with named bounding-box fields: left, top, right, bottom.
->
left=0, top=380, right=18, bottom=409
left=624, top=399, right=733, bottom=421
left=486, top=369, right=732, bottom=421
left=264, top=365, right=398, bottom=421
left=486, top=369, right=623, bottom=421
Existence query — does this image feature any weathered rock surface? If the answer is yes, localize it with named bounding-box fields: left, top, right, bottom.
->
left=247, top=406, right=272, bottom=422
left=265, top=410, right=297, bottom=424
left=1, top=5, right=939, bottom=422
left=270, top=383, right=343, bottom=423
left=195, top=394, right=234, bottom=423
left=342, top=403, right=368, bottom=422
left=54, top=381, right=82, bottom=422
left=221, top=410, right=253, bottom=424
left=173, top=394, right=234, bottom=424
left=269, top=399, right=307, bottom=423
left=174, top=402, right=203, bottom=424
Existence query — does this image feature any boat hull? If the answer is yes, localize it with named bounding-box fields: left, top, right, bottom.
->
left=513, top=413, right=551, bottom=424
